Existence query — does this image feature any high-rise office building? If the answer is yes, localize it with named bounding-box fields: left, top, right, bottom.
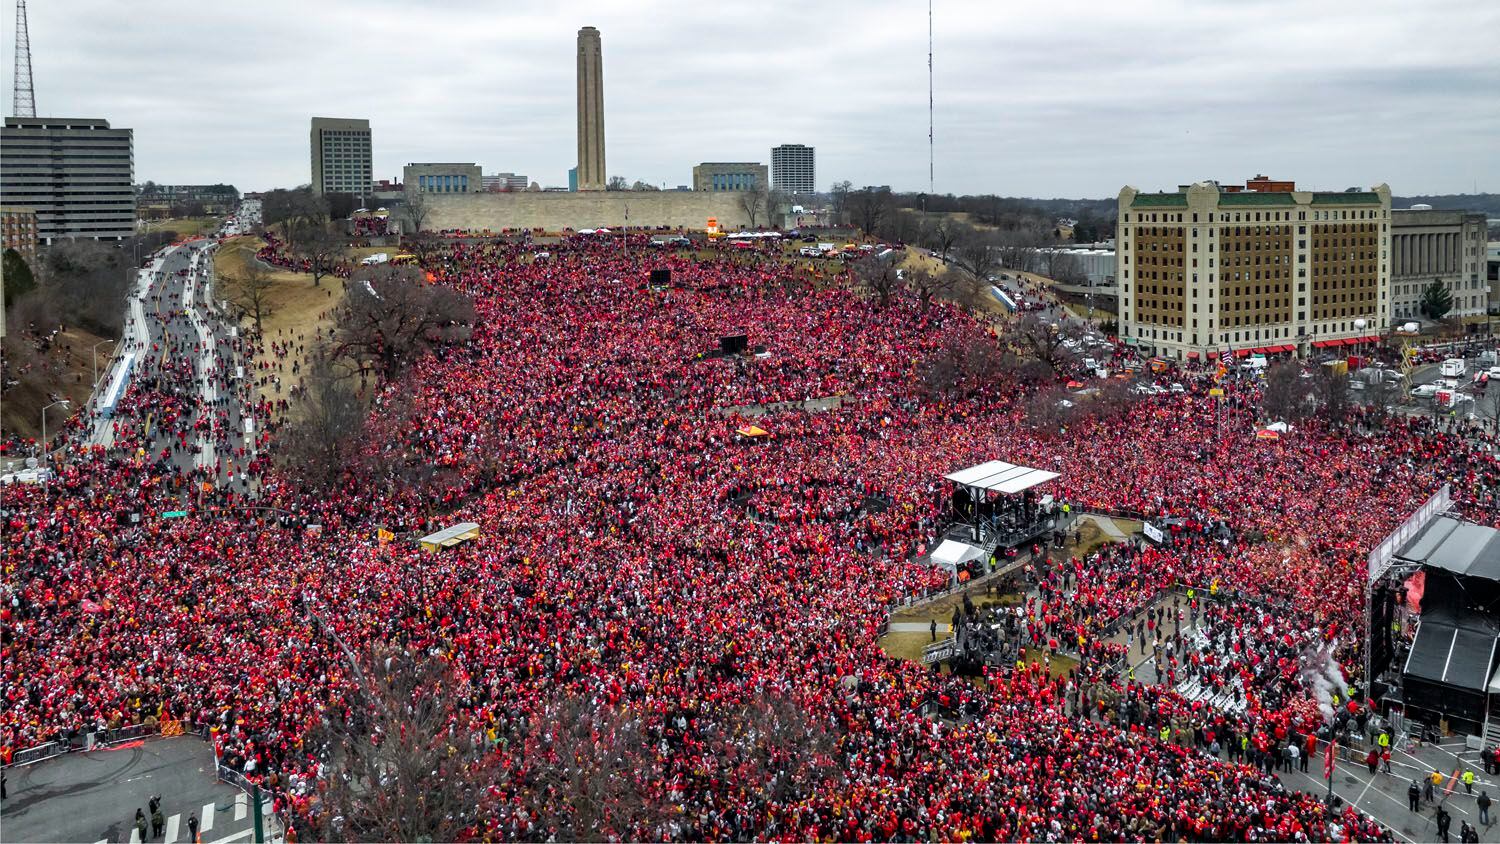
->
left=310, top=117, right=373, bottom=196
left=771, top=144, right=815, bottom=194
left=576, top=27, right=606, bottom=191
left=0, top=117, right=135, bottom=244
left=1117, top=177, right=1392, bottom=361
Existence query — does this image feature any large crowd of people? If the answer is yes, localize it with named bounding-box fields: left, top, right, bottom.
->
left=13, top=226, right=1500, bottom=841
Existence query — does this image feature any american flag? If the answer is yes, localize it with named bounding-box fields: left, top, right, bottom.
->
left=1220, top=348, right=1233, bottom=369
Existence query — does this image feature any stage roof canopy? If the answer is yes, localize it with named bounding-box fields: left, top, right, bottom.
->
left=944, top=460, right=1060, bottom=495
left=1396, top=516, right=1500, bottom=581
left=1403, top=610, right=1498, bottom=692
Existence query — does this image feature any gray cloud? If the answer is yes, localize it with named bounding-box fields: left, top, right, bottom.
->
left=5, top=0, right=1496, bottom=196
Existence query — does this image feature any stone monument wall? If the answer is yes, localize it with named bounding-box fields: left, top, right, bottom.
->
left=425, top=191, right=757, bottom=232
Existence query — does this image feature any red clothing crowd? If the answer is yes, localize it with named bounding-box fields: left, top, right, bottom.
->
left=14, top=232, right=1497, bottom=840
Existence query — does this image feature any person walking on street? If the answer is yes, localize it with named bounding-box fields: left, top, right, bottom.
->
left=1437, top=805, right=1452, bottom=843
left=151, top=805, right=165, bottom=839
left=135, top=809, right=148, bottom=843
left=930, top=619, right=937, bottom=642
left=1479, top=790, right=1492, bottom=826
left=1463, top=768, right=1476, bottom=794
left=1409, top=780, right=1422, bottom=812
left=188, top=811, right=200, bottom=843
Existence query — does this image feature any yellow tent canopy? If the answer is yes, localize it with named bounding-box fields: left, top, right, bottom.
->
left=736, top=425, right=770, bottom=438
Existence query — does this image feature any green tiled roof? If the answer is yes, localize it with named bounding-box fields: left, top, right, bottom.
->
left=1131, top=193, right=1188, bottom=208
left=1219, top=192, right=1295, bottom=206
left=1311, top=192, right=1380, bottom=205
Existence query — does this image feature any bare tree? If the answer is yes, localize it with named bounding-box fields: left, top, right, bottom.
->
left=850, top=255, right=900, bottom=309
left=828, top=180, right=853, bottom=224
left=1479, top=381, right=1500, bottom=434
left=765, top=188, right=788, bottom=228
left=1003, top=312, right=1079, bottom=374
left=953, top=230, right=1001, bottom=281
left=294, top=221, right=345, bottom=287
left=1025, top=387, right=1080, bottom=431
left=906, top=266, right=965, bottom=313
left=847, top=186, right=893, bottom=235
left=1365, top=375, right=1400, bottom=428
left=225, top=256, right=276, bottom=335
left=1315, top=367, right=1351, bottom=425
left=924, top=217, right=960, bottom=263
left=511, top=695, right=667, bottom=841
left=605, top=176, right=629, bottom=191
left=279, top=353, right=367, bottom=490
left=1261, top=361, right=1313, bottom=421
left=400, top=188, right=431, bottom=235
left=1049, top=253, right=1087, bottom=285
left=993, top=231, right=1041, bottom=275
left=332, top=265, right=475, bottom=381
left=629, top=180, right=660, bottom=191
left=311, top=649, right=495, bottom=843
left=37, top=240, right=133, bottom=337
left=737, top=189, right=767, bottom=228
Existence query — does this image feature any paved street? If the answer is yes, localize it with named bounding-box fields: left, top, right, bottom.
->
left=0, top=737, right=278, bottom=844
left=85, top=235, right=253, bottom=492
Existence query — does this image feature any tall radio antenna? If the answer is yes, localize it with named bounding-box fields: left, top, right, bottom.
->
left=13, top=0, right=37, bottom=117
left=927, top=0, right=934, bottom=202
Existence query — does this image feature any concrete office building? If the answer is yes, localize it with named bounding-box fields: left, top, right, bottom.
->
left=692, top=162, right=768, bottom=192
left=0, top=117, right=135, bottom=243
left=1389, top=209, right=1488, bottom=321
left=1118, top=177, right=1392, bottom=362
left=771, top=144, right=815, bottom=194
left=404, top=163, right=483, bottom=194
left=310, top=117, right=373, bottom=196
left=483, top=173, right=529, bottom=192
left=576, top=27, right=606, bottom=191
left=1, top=207, right=40, bottom=265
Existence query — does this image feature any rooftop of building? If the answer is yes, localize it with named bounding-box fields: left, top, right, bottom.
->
left=1129, top=177, right=1384, bottom=209
left=4, top=117, right=117, bottom=129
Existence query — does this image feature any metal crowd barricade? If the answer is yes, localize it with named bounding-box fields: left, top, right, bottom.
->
left=10, top=741, right=65, bottom=767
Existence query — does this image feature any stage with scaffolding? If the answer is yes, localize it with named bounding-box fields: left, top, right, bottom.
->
left=929, top=459, right=1062, bottom=576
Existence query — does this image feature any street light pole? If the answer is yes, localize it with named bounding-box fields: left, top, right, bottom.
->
left=91, top=339, right=116, bottom=387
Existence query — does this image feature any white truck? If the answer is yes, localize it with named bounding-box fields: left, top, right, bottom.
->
left=1440, top=358, right=1467, bottom=378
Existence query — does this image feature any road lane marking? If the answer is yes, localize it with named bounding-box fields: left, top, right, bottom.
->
left=164, top=813, right=180, bottom=843
left=233, top=792, right=247, bottom=821
left=200, top=802, right=216, bottom=832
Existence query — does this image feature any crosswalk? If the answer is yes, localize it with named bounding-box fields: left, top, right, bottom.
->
left=109, top=793, right=279, bottom=844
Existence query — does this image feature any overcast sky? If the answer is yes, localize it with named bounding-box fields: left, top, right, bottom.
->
left=6, top=0, right=1498, bottom=197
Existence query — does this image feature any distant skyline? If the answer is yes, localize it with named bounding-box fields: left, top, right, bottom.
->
left=5, top=0, right=1498, bottom=197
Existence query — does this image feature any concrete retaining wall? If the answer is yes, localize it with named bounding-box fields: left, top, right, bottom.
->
left=425, top=191, right=756, bottom=232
